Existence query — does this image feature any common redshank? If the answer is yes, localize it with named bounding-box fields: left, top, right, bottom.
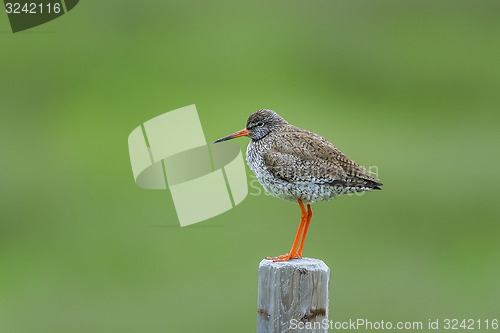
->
left=214, top=109, right=382, bottom=261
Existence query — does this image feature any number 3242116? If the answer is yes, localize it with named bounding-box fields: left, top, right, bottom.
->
left=5, top=3, right=61, bottom=14
left=444, top=319, right=499, bottom=330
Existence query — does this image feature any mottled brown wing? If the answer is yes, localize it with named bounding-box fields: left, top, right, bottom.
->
left=262, top=126, right=381, bottom=186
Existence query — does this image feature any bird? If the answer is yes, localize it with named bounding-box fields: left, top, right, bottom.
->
left=213, top=109, right=382, bottom=261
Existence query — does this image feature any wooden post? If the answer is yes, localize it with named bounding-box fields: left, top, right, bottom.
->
left=257, top=258, right=330, bottom=333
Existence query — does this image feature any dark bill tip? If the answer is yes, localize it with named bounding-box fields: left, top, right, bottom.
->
left=213, top=135, right=233, bottom=143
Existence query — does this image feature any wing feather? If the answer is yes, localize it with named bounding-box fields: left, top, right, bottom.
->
left=262, top=126, right=381, bottom=188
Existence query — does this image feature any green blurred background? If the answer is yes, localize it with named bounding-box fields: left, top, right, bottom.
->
left=1, top=1, right=499, bottom=332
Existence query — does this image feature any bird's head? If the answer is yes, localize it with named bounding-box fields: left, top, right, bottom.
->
left=214, top=109, right=288, bottom=143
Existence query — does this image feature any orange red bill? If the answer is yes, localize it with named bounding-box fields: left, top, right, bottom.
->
left=213, top=128, right=251, bottom=143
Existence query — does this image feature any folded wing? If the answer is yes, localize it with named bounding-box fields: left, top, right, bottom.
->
left=262, top=127, right=382, bottom=189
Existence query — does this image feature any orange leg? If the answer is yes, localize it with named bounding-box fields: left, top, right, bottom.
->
left=297, top=204, right=312, bottom=258
left=266, top=199, right=307, bottom=262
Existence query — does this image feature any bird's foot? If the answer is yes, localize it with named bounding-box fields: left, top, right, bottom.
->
left=266, top=252, right=301, bottom=262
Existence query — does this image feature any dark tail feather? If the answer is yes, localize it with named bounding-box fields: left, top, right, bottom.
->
left=369, top=179, right=383, bottom=190
left=328, top=178, right=383, bottom=190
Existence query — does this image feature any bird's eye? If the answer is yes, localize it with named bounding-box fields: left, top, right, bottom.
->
left=257, top=121, right=264, bottom=127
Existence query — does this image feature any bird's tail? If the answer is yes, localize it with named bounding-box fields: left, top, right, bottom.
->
left=328, top=178, right=383, bottom=191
